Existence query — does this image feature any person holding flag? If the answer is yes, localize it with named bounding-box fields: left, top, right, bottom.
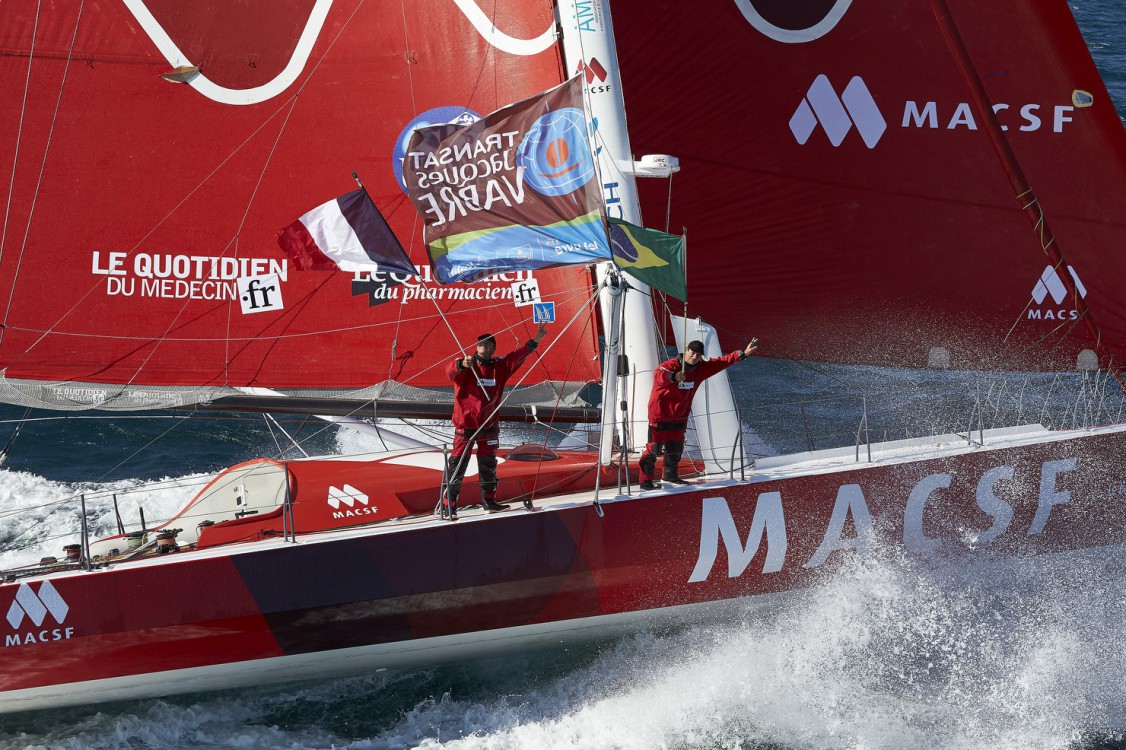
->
left=443, top=324, right=548, bottom=519
left=640, top=337, right=758, bottom=491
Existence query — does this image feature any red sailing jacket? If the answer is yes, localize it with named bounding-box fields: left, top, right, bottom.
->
left=447, top=341, right=538, bottom=431
left=647, top=350, right=744, bottom=426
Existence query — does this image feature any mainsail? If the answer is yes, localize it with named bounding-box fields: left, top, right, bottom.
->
left=614, top=0, right=1126, bottom=372
left=0, top=0, right=601, bottom=411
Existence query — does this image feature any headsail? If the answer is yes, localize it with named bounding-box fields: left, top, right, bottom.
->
left=0, top=0, right=601, bottom=410
left=615, top=0, right=1126, bottom=371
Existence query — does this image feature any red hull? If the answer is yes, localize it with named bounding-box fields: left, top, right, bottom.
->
left=2, top=426, right=1124, bottom=712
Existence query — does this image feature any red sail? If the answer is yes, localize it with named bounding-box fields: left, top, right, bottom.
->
left=615, top=0, right=1126, bottom=371
left=0, top=0, right=599, bottom=399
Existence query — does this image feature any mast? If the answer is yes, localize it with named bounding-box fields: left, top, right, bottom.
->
left=556, top=0, right=668, bottom=457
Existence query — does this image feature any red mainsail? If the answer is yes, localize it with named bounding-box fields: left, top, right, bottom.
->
left=615, top=0, right=1126, bottom=371
left=0, top=0, right=600, bottom=403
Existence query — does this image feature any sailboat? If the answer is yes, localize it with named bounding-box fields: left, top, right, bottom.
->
left=1, top=0, right=1124, bottom=715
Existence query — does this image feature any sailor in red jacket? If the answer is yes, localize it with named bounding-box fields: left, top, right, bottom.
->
left=640, top=337, right=758, bottom=490
left=443, top=324, right=547, bottom=518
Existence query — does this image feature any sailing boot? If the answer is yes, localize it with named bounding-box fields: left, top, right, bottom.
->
left=662, top=470, right=689, bottom=486
left=482, top=493, right=508, bottom=513
left=663, top=448, right=688, bottom=486
left=639, top=479, right=660, bottom=491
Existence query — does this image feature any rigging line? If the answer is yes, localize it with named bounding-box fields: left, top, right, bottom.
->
left=397, top=0, right=419, bottom=115
left=421, top=0, right=502, bottom=136
left=107, top=234, right=239, bottom=406
left=626, top=282, right=858, bottom=390
left=4, top=0, right=367, bottom=374
left=417, top=275, right=491, bottom=396
left=2, top=277, right=575, bottom=345
left=570, top=18, right=635, bottom=198
left=0, top=0, right=84, bottom=349
left=523, top=313, right=598, bottom=471
left=0, top=0, right=42, bottom=274
left=664, top=173, right=674, bottom=234
left=549, top=281, right=602, bottom=395
left=527, top=288, right=602, bottom=497
left=387, top=197, right=421, bottom=383
left=929, top=0, right=1123, bottom=395
left=1000, top=290, right=1041, bottom=344
left=978, top=290, right=1088, bottom=377
left=266, top=414, right=309, bottom=458
left=222, top=94, right=303, bottom=385
left=78, top=0, right=362, bottom=393
left=394, top=0, right=423, bottom=386
left=1010, top=315, right=1088, bottom=374
left=220, top=0, right=370, bottom=386
left=434, top=280, right=608, bottom=391
left=0, top=476, right=212, bottom=526
left=263, top=412, right=284, bottom=457
left=0, top=415, right=184, bottom=425
left=402, top=281, right=600, bottom=390
left=0, top=491, right=90, bottom=553
left=0, top=493, right=78, bottom=522
left=400, top=272, right=600, bottom=393
left=92, top=414, right=193, bottom=484
left=3, top=98, right=300, bottom=371
left=485, top=0, right=499, bottom=107
left=447, top=281, right=605, bottom=477
left=476, top=281, right=603, bottom=426
left=0, top=407, right=30, bottom=466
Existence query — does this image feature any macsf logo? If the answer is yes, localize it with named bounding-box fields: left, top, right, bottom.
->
left=327, top=484, right=369, bottom=510
left=5, top=581, right=75, bottom=646
left=1029, top=265, right=1086, bottom=321
left=790, top=74, right=887, bottom=149
left=576, top=58, right=607, bottom=85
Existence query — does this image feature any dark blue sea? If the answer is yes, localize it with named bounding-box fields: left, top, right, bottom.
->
left=1, top=3, right=1125, bottom=748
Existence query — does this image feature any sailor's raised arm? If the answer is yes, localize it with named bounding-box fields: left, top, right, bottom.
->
left=447, top=355, right=473, bottom=381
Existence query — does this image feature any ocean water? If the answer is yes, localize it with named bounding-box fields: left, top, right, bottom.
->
left=2, top=3, right=1126, bottom=748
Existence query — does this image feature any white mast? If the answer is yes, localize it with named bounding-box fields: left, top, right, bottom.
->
left=556, top=0, right=674, bottom=460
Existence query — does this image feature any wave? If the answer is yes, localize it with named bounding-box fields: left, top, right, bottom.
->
left=0, top=469, right=209, bottom=571
left=5, top=547, right=1125, bottom=749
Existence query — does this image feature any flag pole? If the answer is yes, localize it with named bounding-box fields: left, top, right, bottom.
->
left=681, top=227, right=688, bottom=374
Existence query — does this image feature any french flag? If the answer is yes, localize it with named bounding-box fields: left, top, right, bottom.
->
left=276, top=189, right=416, bottom=275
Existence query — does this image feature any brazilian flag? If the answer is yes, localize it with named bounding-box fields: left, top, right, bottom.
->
left=607, top=218, right=687, bottom=301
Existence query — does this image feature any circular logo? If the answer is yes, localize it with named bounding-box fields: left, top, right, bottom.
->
left=516, top=108, right=595, bottom=197
left=393, top=106, right=481, bottom=191
left=734, top=0, right=852, bottom=43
